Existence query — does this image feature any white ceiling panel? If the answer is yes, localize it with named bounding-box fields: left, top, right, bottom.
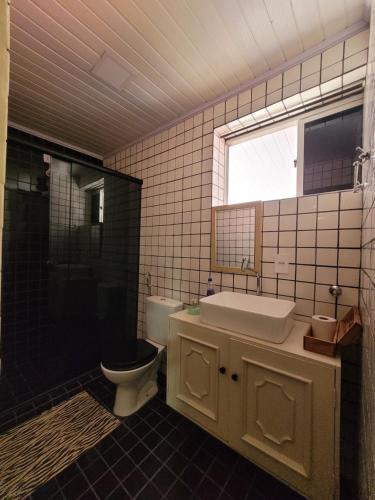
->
left=8, top=0, right=367, bottom=156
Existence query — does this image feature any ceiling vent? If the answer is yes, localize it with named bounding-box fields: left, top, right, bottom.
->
left=91, top=53, right=130, bottom=90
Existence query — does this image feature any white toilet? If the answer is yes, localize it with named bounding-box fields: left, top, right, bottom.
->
left=100, top=296, right=182, bottom=417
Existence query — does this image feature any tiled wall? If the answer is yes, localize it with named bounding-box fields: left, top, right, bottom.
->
left=105, top=145, right=362, bottom=336
left=2, top=142, right=50, bottom=365
left=103, top=40, right=369, bottom=486
left=49, top=159, right=91, bottom=263
left=261, top=191, right=362, bottom=321
left=202, top=30, right=368, bottom=138
left=105, top=25, right=369, bottom=491
left=359, top=4, right=375, bottom=499
left=105, top=29, right=368, bottom=336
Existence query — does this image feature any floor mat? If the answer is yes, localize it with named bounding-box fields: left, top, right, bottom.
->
left=0, top=391, right=119, bottom=499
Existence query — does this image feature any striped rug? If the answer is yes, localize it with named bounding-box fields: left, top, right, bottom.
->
left=0, top=391, right=120, bottom=499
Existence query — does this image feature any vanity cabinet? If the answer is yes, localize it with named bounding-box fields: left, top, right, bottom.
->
left=167, top=311, right=340, bottom=500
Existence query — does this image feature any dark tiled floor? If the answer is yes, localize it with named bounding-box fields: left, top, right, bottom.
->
left=0, top=370, right=357, bottom=500
left=0, top=346, right=100, bottom=412
left=4, top=372, right=301, bottom=500
left=0, top=368, right=103, bottom=435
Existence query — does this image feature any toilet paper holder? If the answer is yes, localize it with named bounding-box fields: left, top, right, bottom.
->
left=303, top=306, right=362, bottom=357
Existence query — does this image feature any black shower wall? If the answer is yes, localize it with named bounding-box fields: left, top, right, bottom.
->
left=1, top=130, right=142, bottom=385
left=100, top=174, right=141, bottom=339
left=1, top=142, right=50, bottom=366
left=49, top=159, right=92, bottom=264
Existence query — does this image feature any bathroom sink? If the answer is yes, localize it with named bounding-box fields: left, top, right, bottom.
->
left=200, top=292, right=296, bottom=343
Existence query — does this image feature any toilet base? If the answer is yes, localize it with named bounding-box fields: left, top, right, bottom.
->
left=101, top=341, right=165, bottom=417
left=113, top=380, right=158, bottom=417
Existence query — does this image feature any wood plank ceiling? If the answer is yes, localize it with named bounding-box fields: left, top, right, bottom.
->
left=9, top=0, right=367, bottom=157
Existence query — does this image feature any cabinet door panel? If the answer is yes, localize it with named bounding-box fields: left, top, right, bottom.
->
left=229, top=339, right=336, bottom=499
left=177, top=334, right=219, bottom=420
left=239, top=357, right=312, bottom=478
left=167, top=321, right=229, bottom=439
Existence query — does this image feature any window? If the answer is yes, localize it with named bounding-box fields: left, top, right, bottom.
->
left=303, top=106, right=363, bottom=194
left=91, top=188, right=104, bottom=224
left=226, top=98, right=363, bottom=204
left=227, top=125, right=297, bottom=204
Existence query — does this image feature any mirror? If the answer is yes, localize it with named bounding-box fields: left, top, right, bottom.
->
left=211, top=201, right=262, bottom=275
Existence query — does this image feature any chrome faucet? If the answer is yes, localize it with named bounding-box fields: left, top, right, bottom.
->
left=145, top=272, right=152, bottom=295
left=241, top=257, right=248, bottom=272
left=256, top=272, right=262, bottom=296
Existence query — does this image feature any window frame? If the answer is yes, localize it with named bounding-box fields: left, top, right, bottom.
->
left=225, top=94, right=363, bottom=204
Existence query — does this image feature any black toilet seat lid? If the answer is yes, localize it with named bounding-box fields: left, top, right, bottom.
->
left=102, top=338, right=158, bottom=371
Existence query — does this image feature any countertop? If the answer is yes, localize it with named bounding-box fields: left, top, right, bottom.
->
left=169, top=309, right=340, bottom=368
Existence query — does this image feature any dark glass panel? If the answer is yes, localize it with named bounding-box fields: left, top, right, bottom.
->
left=303, top=106, right=362, bottom=194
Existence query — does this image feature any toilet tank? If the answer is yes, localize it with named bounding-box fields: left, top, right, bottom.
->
left=146, top=296, right=183, bottom=345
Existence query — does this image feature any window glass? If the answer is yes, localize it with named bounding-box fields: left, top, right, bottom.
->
left=303, top=106, right=363, bottom=194
left=91, top=188, right=104, bottom=224
left=227, top=125, right=297, bottom=204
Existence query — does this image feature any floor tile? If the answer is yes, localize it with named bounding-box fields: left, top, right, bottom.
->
left=11, top=370, right=309, bottom=500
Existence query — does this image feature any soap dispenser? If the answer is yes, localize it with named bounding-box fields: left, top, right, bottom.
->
left=207, top=276, right=215, bottom=296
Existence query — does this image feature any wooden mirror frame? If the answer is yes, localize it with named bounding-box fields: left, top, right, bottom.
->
left=211, top=201, right=262, bottom=275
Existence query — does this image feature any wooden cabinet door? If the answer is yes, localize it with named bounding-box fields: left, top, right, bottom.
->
left=167, top=320, right=229, bottom=440
left=228, top=339, right=336, bottom=500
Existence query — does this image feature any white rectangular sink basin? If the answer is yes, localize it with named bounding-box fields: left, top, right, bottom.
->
left=200, top=292, right=295, bottom=343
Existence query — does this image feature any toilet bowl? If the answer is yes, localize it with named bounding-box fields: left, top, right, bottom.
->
left=101, top=339, right=164, bottom=417
left=100, top=296, right=183, bottom=417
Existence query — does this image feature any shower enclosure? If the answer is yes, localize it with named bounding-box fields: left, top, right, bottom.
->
left=0, top=133, right=141, bottom=410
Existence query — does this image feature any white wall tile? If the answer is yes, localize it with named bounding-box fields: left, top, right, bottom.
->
left=279, top=214, right=296, bottom=230
left=263, top=216, right=279, bottom=231
left=298, top=195, right=317, bottom=213
left=339, top=209, right=362, bottom=228
left=316, top=266, right=337, bottom=284
left=263, top=200, right=279, bottom=216
left=279, top=231, right=296, bottom=247
left=339, top=229, right=362, bottom=248
left=338, top=267, right=360, bottom=287
left=280, top=197, right=297, bottom=214
left=298, top=213, right=316, bottom=230
left=278, top=279, right=295, bottom=296
left=339, top=249, right=361, bottom=267
left=318, top=192, right=340, bottom=211
left=262, top=232, right=278, bottom=247
left=296, top=265, right=315, bottom=283
left=316, top=229, right=338, bottom=247
left=317, top=211, right=339, bottom=229
left=297, top=230, right=316, bottom=247
left=296, top=282, right=315, bottom=300
left=316, top=248, right=338, bottom=266
left=296, top=248, right=316, bottom=265
left=340, top=190, right=362, bottom=209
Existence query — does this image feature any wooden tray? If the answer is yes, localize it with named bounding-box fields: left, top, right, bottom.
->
left=303, top=306, right=362, bottom=357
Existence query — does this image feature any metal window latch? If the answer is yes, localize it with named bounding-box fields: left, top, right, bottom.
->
left=353, top=147, right=370, bottom=192
left=356, top=146, right=371, bottom=162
